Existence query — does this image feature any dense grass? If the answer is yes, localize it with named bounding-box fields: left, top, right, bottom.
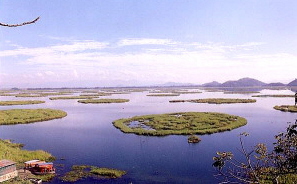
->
left=274, top=105, right=297, bottom=112
left=0, top=108, right=67, bottom=125
left=113, top=112, right=247, bottom=136
left=78, top=99, right=129, bottom=104
left=0, top=139, right=55, bottom=167
left=224, top=91, right=260, bottom=94
left=91, top=167, right=127, bottom=178
left=252, top=95, right=294, bottom=98
left=60, top=165, right=126, bottom=182
left=0, top=139, right=55, bottom=183
left=0, top=100, right=45, bottom=106
left=0, top=92, right=72, bottom=98
left=147, top=93, right=180, bottom=97
left=259, top=173, right=297, bottom=184
left=175, top=91, right=202, bottom=94
left=169, top=98, right=256, bottom=104
left=49, top=96, right=97, bottom=100
left=188, top=135, right=201, bottom=143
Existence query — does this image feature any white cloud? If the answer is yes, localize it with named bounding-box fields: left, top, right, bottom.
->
left=117, top=38, right=177, bottom=47
left=0, top=38, right=296, bottom=87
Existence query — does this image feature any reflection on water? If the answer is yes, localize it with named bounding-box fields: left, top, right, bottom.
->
left=0, top=89, right=296, bottom=183
left=129, top=121, right=155, bottom=131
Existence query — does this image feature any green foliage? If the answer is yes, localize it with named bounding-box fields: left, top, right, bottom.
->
left=49, top=96, right=95, bottom=100
left=60, top=165, right=126, bottom=182
left=0, top=100, right=45, bottom=106
left=213, top=120, right=297, bottom=184
left=252, top=95, right=294, bottom=98
left=187, top=135, right=201, bottom=143
left=169, top=98, right=256, bottom=104
left=189, top=98, right=256, bottom=104
left=113, top=112, right=247, bottom=136
left=90, top=167, right=127, bottom=178
left=78, top=99, right=129, bottom=104
left=224, top=91, right=260, bottom=94
left=0, top=108, right=67, bottom=125
left=274, top=105, right=297, bottom=112
left=147, top=93, right=180, bottom=97
left=0, top=139, right=55, bottom=167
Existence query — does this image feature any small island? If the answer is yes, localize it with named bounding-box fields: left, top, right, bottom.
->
left=252, top=95, right=294, bottom=98
left=49, top=96, right=97, bottom=100
left=274, top=105, right=297, bottom=112
left=188, top=135, right=201, bottom=143
left=0, top=100, right=45, bottom=106
left=60, top=165, right=127, bottom=182
left=0, top=108, right=67, bottom=125
left=113, top=112, right=247, bottom=136
left=147, top=93, right=180, bottom=97
left=169, top=98, right=256, bottom=104
left=78, top=99, right=129, bottom=104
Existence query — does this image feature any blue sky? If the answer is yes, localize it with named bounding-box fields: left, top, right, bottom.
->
left=0, top=0, right=296, bottom=88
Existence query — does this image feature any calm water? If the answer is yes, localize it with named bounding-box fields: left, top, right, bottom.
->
left=0, top=89, right=296, bottom=183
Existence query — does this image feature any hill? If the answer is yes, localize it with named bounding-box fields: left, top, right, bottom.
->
left=202, top=81, right=221, bottom=87
left=265, top=82, right=286, bottom=87
left=287, top=79, right=297, bottom=86
left=221, top=78, right=266, bottom=87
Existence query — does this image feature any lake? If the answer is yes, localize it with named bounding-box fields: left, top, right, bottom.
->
left=0, top=88, right=296, bottom=183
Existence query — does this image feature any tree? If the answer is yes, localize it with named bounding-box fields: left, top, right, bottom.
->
left=0, top=17, right=40, bottom=27
left=213, top=119, right=297, bottom=184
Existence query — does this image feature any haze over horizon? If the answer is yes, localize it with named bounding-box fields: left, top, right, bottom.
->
left=1, top=1, right=297, bottom=88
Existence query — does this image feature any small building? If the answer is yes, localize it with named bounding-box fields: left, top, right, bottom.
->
left=0, top=159, right=18, bottom=183
left=24, top=160, right=45, bottom=169
left=32, top=163, right=55, bottom=175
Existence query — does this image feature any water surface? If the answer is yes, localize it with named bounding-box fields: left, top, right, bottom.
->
left=0, top=89, right=296, bottom=183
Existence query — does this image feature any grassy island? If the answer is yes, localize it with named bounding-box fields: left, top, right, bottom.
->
left=0, top=108, right=67, bottom=125
left=113, top=112, right=247, bottom=136
left=49, top=96, right=97, bottom=100
left=0, top=139, right=55, bottom=166
left=252, top=95, right=295, bottom=98
left=0, top=100, right=45, bottom=106
left=224, top=91, right=260, bottom=94
left=274, top=105, right=297, bottom=112
left=60, top=165, right=127, bottom=182
left=188, top=135, right=201, bottom=143
left=147, top=93, right=180, bottom=97
left=169, top=98, right=256, bottom=104
left=78, top=99, right=129, bottom=104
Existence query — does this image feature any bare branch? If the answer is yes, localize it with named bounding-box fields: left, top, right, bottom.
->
left=0, top=17, right=40, bottom=27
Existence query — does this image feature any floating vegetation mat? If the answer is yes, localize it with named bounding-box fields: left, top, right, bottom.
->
left=60, top=165, right=126, bottom=182
left=147, top=93, right=180, bottom=97
left=0, top=139, right=55, bottom=166
left=224, top=91, right=260, bottom=94
left=0, top=108, right=67, bottom=125
left=78, top=99, right=129, bottom=104
left=0, top=100, right=45, bottom=106
left=274, top=105, right=297, bottom=112
left=113, top=112, right=247, bottom=136
left=252, top=95, right=294, bottom=98
left=49, top=96, right=97, bottom=100
left=169, top=98, right=256, bottom=104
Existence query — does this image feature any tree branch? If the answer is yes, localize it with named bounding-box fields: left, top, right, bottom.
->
left=0, top=17, right=40, bottom=27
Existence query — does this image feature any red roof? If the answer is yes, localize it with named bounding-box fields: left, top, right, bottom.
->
left=0, top=159, right=16, bottom=168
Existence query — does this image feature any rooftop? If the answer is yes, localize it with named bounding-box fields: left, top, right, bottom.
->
left=0, top=159, right=16, bottom=168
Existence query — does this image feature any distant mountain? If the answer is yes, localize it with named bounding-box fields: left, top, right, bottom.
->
left=265, top=82, right=286, bottom=87
left=221, top=77, right=267, bottom=87
left=288, top=79, right=297, bottom=86
left=202, top=81, right=221, bottom=87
